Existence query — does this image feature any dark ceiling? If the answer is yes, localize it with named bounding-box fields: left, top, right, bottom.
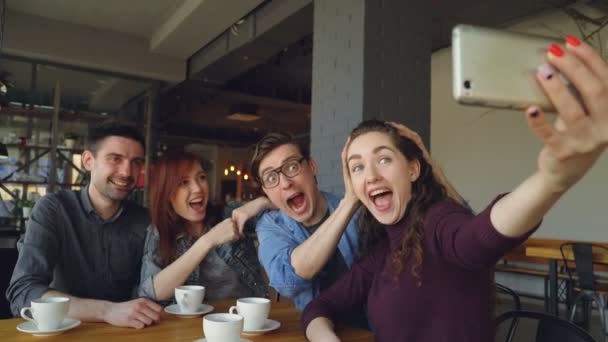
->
left=214, top=0, right=579, bottom=102
left=162, top=0, right=598, bottom=145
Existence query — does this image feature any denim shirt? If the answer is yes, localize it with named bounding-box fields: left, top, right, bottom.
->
left=138, top=224, right=268, bottom=302
left=256, top=191, right=359, bottom=310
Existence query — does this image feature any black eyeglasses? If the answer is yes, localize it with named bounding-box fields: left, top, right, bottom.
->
left=260, top=157, right=306, bottom=189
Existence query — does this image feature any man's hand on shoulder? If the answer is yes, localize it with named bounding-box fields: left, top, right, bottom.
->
left=103, top=298, right=162, bottom=329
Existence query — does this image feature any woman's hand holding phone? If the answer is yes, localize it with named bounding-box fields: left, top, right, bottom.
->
left=525, top=35, right=607, bottom=191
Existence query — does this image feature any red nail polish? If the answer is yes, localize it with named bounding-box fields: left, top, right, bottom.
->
left=548, top=44, right=564, bottom=57
left=565, top=35, right=581, bottom=47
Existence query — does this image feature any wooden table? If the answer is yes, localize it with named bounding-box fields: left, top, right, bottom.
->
left=526, top=245, right=608, bottom=316
left=0, top=299, right=374, bottom=341
left=526, top=246, right=608, bottom=264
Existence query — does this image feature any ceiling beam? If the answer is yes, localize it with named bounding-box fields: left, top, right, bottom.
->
left=188, top=0, right=312, bottom=85
left=150, top=0, right=265, bottom=59
left=163, top=122, right=264, bottom=145
left=4, top=10, right=185, bottom=82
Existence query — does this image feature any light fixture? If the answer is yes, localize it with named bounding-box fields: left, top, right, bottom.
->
left=236, top=170, right=241, bottom=176
left=0, top=72, right=14, bottom=101
left=244, top=174, right=249, bottom=181
left=229, top=165, right=235, bottom=172
left=226, top=103, right=260, bottom=122
left=224, top=168, right=229, bottom=176
left=0, top=142, right=8, bottom=159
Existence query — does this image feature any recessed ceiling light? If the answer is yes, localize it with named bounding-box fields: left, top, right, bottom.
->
left=227, top=113, right=260, bottom=122
left=227, top=103, right=260, bottom=122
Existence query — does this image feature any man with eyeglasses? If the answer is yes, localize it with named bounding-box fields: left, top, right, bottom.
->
left=248, top=132, right=360, bottom=311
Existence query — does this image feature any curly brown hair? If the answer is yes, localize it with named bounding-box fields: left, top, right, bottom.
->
left=351, top=119, right=449, bottom=286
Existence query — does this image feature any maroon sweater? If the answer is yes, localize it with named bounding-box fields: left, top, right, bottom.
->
left=302, top=197, right=536, bottom=342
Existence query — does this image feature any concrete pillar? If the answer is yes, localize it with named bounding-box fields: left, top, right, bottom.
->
left=311, top=0, right=431, bottom=193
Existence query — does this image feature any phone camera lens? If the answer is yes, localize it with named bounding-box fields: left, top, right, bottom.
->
left=463, top=80, right=472, bottom=89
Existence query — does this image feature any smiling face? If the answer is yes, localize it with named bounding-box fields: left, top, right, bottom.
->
left=258, top=143, right=326, bottom=226
left=170, top=162, right=209, bottom=224
left=82, top=136, right=145, bottom=206
left=347, top=131, right=420, bottom=225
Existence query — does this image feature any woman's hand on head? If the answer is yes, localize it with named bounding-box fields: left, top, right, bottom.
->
left=205, top=218, right=241, bottom=247
left=341, top=136, right=359, bottom=205
left=387, top=121, right=468, bottom=204
left=387, top=122, right=431, bottom=161
left=525, top=37, right=608, bottom=190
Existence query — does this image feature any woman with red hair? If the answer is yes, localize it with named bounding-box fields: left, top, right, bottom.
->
left=137, top=151, right=268, bottom=303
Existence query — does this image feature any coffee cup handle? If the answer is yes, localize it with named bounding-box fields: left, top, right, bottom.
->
left=20, top=307, right=35, bottom=323
left=229, top=306, right=239, bottom=315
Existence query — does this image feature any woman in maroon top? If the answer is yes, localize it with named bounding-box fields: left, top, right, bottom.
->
left=303, top=37, right=608, bottom=342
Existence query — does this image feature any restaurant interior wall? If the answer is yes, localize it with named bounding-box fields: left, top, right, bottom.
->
left=215, top=145, right=258, bottom=203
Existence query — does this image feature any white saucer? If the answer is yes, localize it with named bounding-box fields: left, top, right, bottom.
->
left=17, top=318, right=81, bottom=336
left=193, top=339, right=251, bottom=342
left=242, top=319, right=281, bottom=336
left=164, top=303, right=214, bottom=318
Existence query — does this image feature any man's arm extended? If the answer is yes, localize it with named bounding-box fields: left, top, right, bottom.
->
left=43, top=291, right=162, bottom=329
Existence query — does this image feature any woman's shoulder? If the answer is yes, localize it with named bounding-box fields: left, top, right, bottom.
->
left=144, top=224, right=167, bottom=248
left=424, top=199, right=474, bottom=230
left=427, top=199, right=472, bottom=217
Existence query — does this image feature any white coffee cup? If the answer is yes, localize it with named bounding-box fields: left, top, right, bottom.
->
left=175, top=285, right=205, bottom=313
left=20, top=297, right=70, bottom=331
left=203, top=313, right=243, bottom=342
left=229, top=297, right=271, bottom=331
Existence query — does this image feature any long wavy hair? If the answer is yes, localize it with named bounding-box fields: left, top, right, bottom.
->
left=351, top=119, right=449, bottom=286
left=150, top=151, right=218, bottom=267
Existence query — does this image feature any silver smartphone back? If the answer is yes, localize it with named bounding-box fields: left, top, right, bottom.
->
left=452, top=24, right=561, bottom=111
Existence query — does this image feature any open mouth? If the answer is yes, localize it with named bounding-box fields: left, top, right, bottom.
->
left=369, top=188, right=393, bottom=211
left=188, top=198, right=206, bottom=212
left=287, top=192, right=306, bottom=212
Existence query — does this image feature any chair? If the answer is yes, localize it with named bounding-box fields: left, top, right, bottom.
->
left=496, top=283, right=522, bottom=311
left=0, top=248, right=18, bottom=319
left=496, top=310, right=596, bottom=342
left=560, top=242, right=608, bottom=339
left=495, top=283, right=522, bottom=339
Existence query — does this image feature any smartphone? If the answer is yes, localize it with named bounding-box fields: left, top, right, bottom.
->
left=452, top=24, right=564, bottom=112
